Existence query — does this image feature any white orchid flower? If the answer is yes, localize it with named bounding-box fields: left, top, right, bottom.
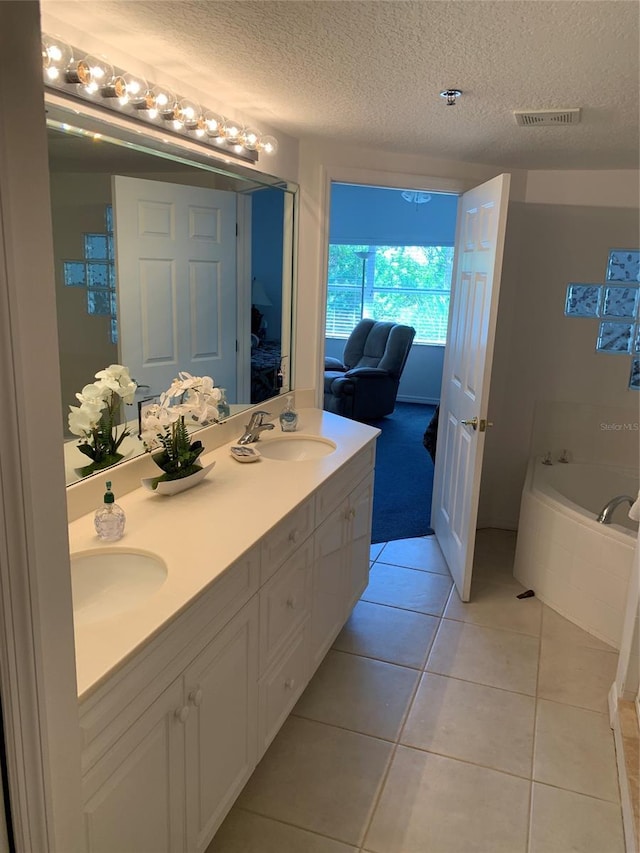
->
left=117, top=379, right=137, bottom=404
left=68, top=404, right=101, bottom=436
left=76, top=383, right=109, bottom=405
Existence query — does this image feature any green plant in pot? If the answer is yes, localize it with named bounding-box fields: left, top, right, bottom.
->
left=140, top=372, right=221, bottom=490
left=68, top=364, right=137, bottom=476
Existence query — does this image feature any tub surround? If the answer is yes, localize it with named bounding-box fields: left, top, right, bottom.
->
left=69, top=405, right=378, bottom=700
left=514, top=457, right=636, bottom=648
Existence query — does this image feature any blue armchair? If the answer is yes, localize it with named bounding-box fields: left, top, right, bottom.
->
left=324, top=319, right=416, bottom=420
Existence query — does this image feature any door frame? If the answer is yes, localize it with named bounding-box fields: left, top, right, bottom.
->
left=0, top=3, right=85, bottom=849
left=316, top=164, right=474, bottom=408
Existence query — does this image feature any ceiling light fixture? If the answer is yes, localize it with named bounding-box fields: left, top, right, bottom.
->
left=439, top=89, right=462, bottom=106
left=40, top=32, right=278, bottom=163
left=401, top=191, right=431, bottom=204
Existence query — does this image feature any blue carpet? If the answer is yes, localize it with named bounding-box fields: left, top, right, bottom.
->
left=368, top=402, right=436, bottom=544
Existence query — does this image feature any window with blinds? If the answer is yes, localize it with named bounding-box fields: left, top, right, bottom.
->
left=326, top=244, right=454, bottom=345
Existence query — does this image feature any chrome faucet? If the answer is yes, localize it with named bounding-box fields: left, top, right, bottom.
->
left=237, top=410, right=275, bottom=445
left=596, top=494, right=635, bottom=524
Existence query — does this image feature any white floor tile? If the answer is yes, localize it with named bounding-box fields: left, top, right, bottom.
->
left=537, top=638, right=618, bottom=713
left=237, top=716, right=393, bottom=846
left=400, top=672, right=535, bottom=777
left=208, top=808, right=358, bottom=852
left=376, top=536, right=450, bottom=575
left=362, top=563, right=452, bottom=616
left=529, top=783, right=625, bottom=853
left=533, top=699, right=620, bottom=802
left=333, top=600, right=439, bottom=669
left=444, top=578, right=542, bottom=637
left=364, top=746, right=530, bottom=853
left=293, top=650, right=419, bottom=741
left=541, top=605, right=616, bottom=652
left=426, top=619, right=540, bottom=695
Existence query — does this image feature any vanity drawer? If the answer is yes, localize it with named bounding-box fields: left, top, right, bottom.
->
left=259, top=538, right=312, bottom=673
left=260, top=495, right=315, bottom=584
left=315, top=441, right=376, bottom=521
left=258, top=624, right=309, bottom=756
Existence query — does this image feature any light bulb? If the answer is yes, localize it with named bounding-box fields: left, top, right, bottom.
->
left=118, top=73, right=149, bottom=107
left=200, top=110, right=224, bottom=138
left=149, top=85, right=177, bottom=119
left=41, top=34, right=73, bottom=82
left=66, top=55, right=114, bottom=95
left=258, top=135, right=278, bottom=155
left=221, top=118, right=242, bottom=144
left=241, top=127, right=260, bottom=150
left=174, top=99, right=201, bottom=130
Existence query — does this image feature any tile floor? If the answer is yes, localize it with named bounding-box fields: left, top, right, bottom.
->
left=208, top=529, right=626, bottom=853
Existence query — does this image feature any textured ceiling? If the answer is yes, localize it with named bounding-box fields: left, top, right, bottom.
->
left=41, top=0, right=640, bottom=170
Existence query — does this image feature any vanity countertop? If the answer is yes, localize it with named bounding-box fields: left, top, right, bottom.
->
left=68, top=408, right=379, bottom=700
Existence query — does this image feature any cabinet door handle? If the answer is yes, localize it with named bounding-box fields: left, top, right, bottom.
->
left=345, top=507, right=356, bottom=520
left=288, top=529, right=300, bottom=544
left=286, top=596, right=297, bottom=609
left=189, top=687, right=203, bottom=707
left=284, top=677, right=296, bottom=690
left=175, top=705, right=190, bottom=724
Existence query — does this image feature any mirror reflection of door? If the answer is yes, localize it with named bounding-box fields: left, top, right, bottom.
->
left=113, top=176, right=237, bottom=400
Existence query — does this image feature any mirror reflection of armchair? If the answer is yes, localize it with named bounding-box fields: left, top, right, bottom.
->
left=324, top=319, right=416, bottom=421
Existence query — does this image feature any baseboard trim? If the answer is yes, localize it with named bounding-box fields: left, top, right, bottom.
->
left=396, top=395, right=440, bottom=406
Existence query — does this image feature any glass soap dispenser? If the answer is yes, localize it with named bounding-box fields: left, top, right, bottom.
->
left=217, top=388, right=231, bottom=419
left=279, top=395, right=298, bottom=432
left=94, top=480, right=126, bottom=542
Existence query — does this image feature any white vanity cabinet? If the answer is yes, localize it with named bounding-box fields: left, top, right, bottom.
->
left=184, top=598, right=259, bottom=852
left=311, top=447, right=375, bottom=669
left=76, top=436, right=376, bottom=853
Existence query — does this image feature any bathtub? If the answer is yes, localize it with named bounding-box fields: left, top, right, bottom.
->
left=513, top=458, right=638, bottom=648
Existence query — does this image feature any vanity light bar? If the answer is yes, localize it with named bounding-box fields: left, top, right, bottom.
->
left=41, top=33, right=278, bottom=164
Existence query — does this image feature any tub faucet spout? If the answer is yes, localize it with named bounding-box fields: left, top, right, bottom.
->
left=596, top=494, right=635, bottom=524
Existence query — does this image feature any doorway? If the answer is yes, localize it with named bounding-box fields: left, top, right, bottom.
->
left=323, top=182, right=458, bottom=543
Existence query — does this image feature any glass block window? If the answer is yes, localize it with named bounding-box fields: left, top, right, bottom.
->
left=84, top=234, right=109, bottom=259
left=564, top=284, right=602, bottom=317
left=87, top=289, right=112, bottom=316
left=601, top=285, right=639, bottom=319
left=630, top=357, right=640, bottom=390
left=63, top=205, right=117, bottom=343
left=596, top=321, right=634, bottom=354
left=607, top=249, right=640, bottom=283
left=86, top=261, right=110, bottom=288
left=63, top=261, right=86, bottom=287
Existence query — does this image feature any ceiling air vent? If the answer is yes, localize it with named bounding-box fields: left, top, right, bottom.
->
left=513, top=108, right=581, bottom=127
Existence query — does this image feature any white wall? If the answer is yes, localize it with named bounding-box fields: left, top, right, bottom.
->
left=295, top=136, right=528, bottom=401
left=480, top=191, right=640, bottom=528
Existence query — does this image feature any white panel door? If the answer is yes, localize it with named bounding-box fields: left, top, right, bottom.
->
left=113, top=176, right=237, bottom=399
left=432, top=174, right=510, bottom=602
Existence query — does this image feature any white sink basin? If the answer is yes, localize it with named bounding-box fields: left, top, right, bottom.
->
left=71, top=550, right=168, bottom=626
left=258, top=435, right=337, bottom=461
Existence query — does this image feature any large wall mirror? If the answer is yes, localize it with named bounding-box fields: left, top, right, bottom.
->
left=46, top=98, right=297, bottom=486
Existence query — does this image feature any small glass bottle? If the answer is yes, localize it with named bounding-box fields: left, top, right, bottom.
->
left=217, top=388, right=231, bottom=419
left=279, top=395, right=298, bottom=432
left=94, top=480, right=126, bottom=542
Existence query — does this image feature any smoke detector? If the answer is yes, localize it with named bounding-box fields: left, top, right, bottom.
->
left=513, top=108, right=581, bottom=127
